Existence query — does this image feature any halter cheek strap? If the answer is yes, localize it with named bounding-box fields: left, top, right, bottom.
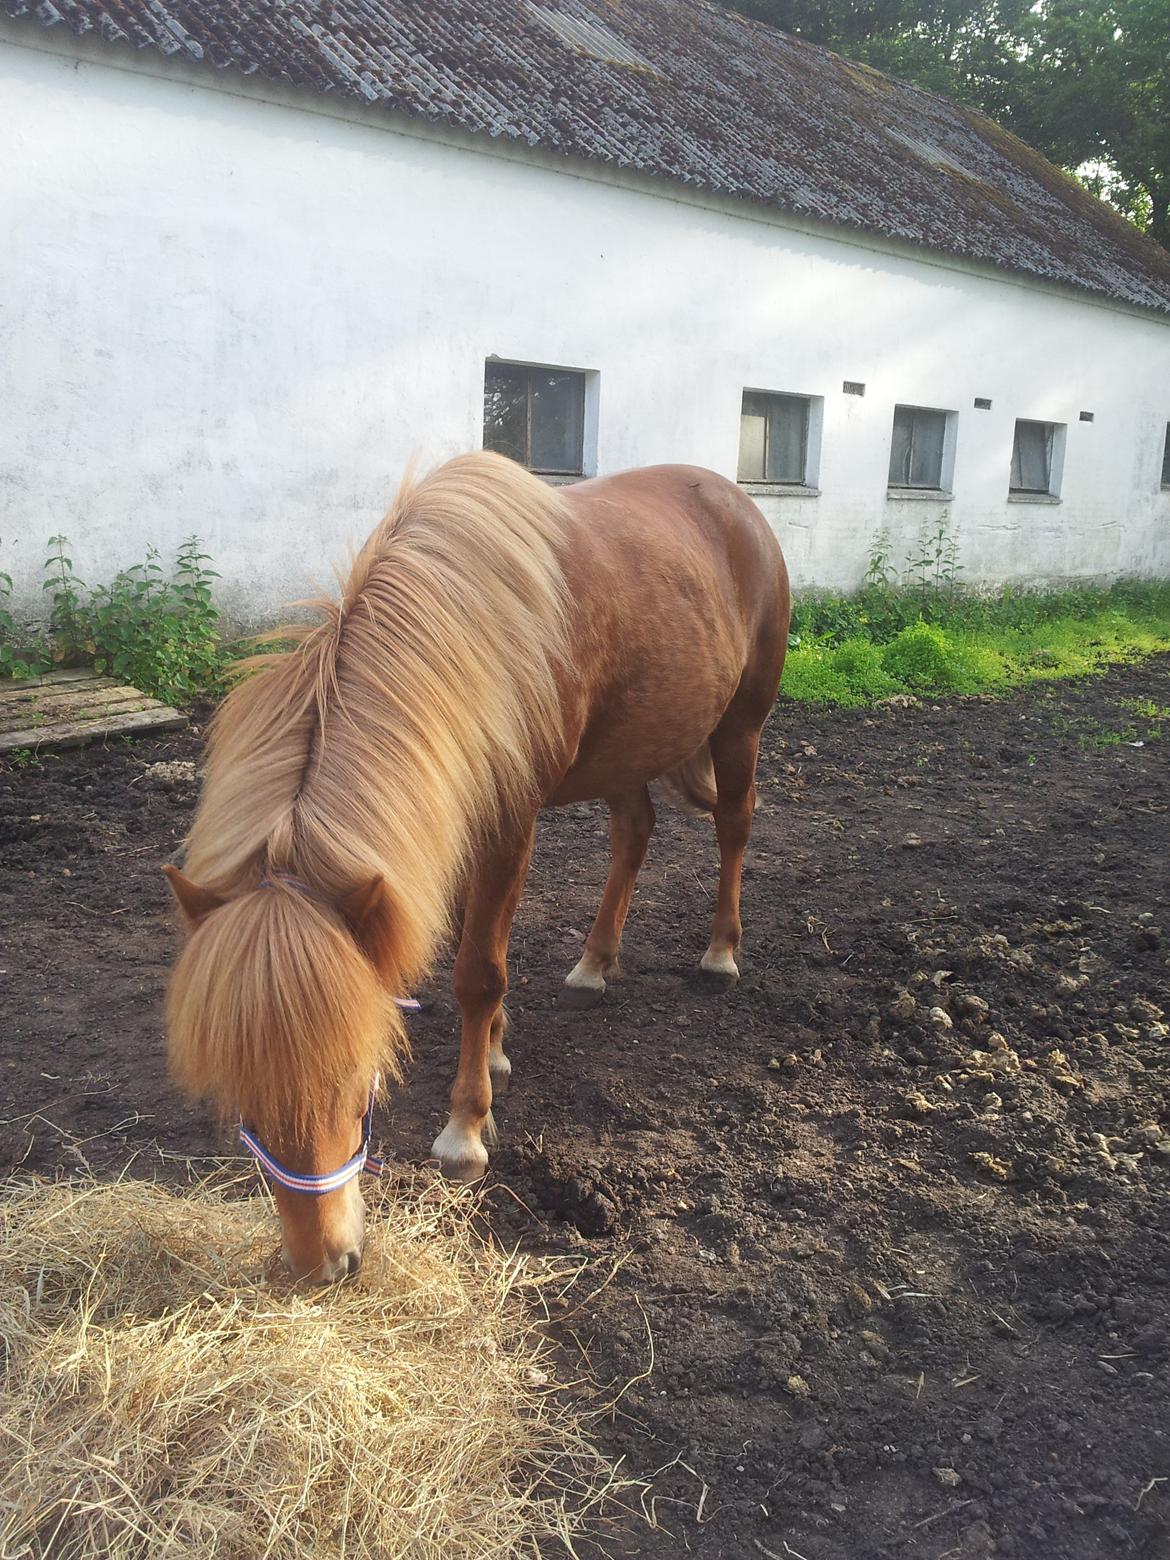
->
left=239, top=1080, right=386, bottom=1195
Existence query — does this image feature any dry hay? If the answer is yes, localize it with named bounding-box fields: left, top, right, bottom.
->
left=0, top=1174, right=628, bottom=1559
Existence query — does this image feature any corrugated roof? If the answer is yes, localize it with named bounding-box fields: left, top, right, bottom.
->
left=6, top=0, right=1170, bottom=314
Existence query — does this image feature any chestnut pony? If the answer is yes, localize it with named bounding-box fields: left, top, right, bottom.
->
left=165, top=453, right=789, bottom=1280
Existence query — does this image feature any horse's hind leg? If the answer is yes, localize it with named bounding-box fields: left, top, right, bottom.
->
left=487, top=1006, right=511, bottom=1094
left=700, top=713, right=764, bottom=985
left=563, top=786, right=655, bottom=1008
left=433, top=820, right=535, bottom=1181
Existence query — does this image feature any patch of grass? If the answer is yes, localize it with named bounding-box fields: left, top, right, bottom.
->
left=783, top=581, right=1170, bottom=706
left=1077, top=723, right=1141, bottom=749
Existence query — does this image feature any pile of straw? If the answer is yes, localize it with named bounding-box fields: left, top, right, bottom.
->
left=0, top=1174, right=624, bottom=1559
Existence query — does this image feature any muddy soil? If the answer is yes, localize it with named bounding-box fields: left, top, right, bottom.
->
left=2, top=661, right=1169, bottom=1560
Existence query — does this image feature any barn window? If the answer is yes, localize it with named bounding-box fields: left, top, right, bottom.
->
left=888, top=405, right=950, bottom=490
left=1162, top=424, right=1170, bottom=487
left=483, top=362, right=586, bottom=475
left=1010, top=419, right=1059, bottom=495
left=738, top=392, right=812, bottom=484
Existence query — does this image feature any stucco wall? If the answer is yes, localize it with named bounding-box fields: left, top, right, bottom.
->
left=2, top=28, right=1169, bottom=624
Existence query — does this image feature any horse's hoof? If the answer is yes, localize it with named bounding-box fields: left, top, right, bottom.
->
left=435, top=1153, right=488, bottom=1184
left=431, top=1123, right=488, bottom=1183
left=561, top=978, right=606, bottom=1010
left=699, top=949, right=740, bottom=990
left=488, top=1053, right=512, bottom=1095
left=563, top=956, right=607, bottom=1009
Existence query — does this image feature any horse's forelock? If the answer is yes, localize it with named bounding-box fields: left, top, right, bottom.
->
left=165, top=885, right=405, bottom=1141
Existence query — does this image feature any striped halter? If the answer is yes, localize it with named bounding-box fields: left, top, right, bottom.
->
left=237, top=873, right=419, bottom=1194
left=239, top=1081, right=386, bottom=1195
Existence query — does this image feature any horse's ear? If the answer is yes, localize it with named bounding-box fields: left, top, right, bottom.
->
left=337, top=875, right=388, bottom=958
left=163, top=865, right=225, bottom=927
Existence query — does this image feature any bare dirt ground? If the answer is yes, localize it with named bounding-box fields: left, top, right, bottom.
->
left=2, top=659, right=1169, bottom=1560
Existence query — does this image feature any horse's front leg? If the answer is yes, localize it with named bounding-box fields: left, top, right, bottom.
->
left=431, top=819, right=536, bottom=1182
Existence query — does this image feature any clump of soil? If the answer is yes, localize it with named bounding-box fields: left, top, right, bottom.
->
left=2, top=662, right=1168, bottom=1559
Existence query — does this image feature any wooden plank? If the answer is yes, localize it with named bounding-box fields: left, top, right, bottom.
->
left=0, top=668, right=115, bottom=692
left=0, top=684, right=155, bottom=726
left=0, top=704, right=186, bottom=754
left=0, top=675, right=120, bottom=706
left=0, top=694, right=159, bottom=736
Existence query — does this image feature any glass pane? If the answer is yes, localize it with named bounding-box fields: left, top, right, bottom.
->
left=483, top=363, right=528, bottom=465
left=738, top=393, right=767, bottom=480
left=1162, top=424, right=1170, bottom=486
left=909, top=410, right=946, bottom=487
left=889, top=407, right=914, bottom=485
left=530, top=371, right=584, bottom=473
left=1012, top=421, right=1051, bottom=491
left=765, top=396, right=808, bottom=483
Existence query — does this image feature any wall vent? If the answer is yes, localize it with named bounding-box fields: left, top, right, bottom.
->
left=1079, top=410, right=1095, bottom=422
left=843, top=381, right=865, bottom=397
left=974, top=397, right=992, bottom=410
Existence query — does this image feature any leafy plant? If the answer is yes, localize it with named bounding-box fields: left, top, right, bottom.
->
left=0, top=570, right=49, bottom=680
left=881, top=620, right=964, bottom=690
left=864, top=527, right=896, bottom=591
left=75, top=537, right=227, bottom=704
left=3, top=535, right=231, bottom=704
left=832, top=636, right=902, bottom=699
left=43, top=536, right=87, bottom=665
left=904, top=510, right=963, bottom=605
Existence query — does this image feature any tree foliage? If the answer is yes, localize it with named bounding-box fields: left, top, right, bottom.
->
left=729, top=0, right=1170, bottom=248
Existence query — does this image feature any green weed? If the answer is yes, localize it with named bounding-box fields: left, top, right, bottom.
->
left=881, top=621, right=962, bottom=691
left=32, top=536, right=229, bottom=704
left=783, top=576, right=1170, bottom=707
left=0, top=570, right=49, bottom=680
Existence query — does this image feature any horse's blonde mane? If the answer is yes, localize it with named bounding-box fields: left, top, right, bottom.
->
left=167, top=452, right=570, bottom=1134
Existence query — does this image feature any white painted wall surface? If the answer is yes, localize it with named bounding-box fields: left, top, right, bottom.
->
left=2, top=28, right=1169, bottom=624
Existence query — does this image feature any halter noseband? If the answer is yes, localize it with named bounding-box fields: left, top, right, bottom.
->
left=238, top=998, right=418, bottom=1194
left=240, top=1082, right=386, bottom=1194
left=237, top=870, right=420, bottom=1193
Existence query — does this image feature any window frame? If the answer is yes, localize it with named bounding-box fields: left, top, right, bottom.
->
left=482, top=360, right=588, bottom=477
left=1009, top=418, right=1065, bottom=499
left=887, top=404, right=954, bottom=493
left=737, top=389, right=821, bottom=489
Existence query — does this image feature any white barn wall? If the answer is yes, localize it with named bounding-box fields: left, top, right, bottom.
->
left=2, top=30, right=1169, bottom=624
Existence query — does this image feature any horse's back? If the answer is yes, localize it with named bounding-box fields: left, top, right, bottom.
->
left=566, top=462, right=783, bottom=586
left=548, top=465, right=789, bottom=802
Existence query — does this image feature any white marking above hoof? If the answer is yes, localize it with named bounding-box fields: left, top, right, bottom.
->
left=563, top=958, right=607, bottom=1009
left=431, top=1121, right=489, bottom=1183
left=488, top=1050, right=512, bottom=1094
left=700, top=947, right=741, bottom=982
left=565, top=957, right=607, bottom=994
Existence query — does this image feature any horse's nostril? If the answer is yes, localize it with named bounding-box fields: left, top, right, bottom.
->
left=343, top=1249, right=363, bottom=1278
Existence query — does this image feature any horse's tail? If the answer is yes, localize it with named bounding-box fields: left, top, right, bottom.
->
left=658, top=741, right=717, bottom=815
